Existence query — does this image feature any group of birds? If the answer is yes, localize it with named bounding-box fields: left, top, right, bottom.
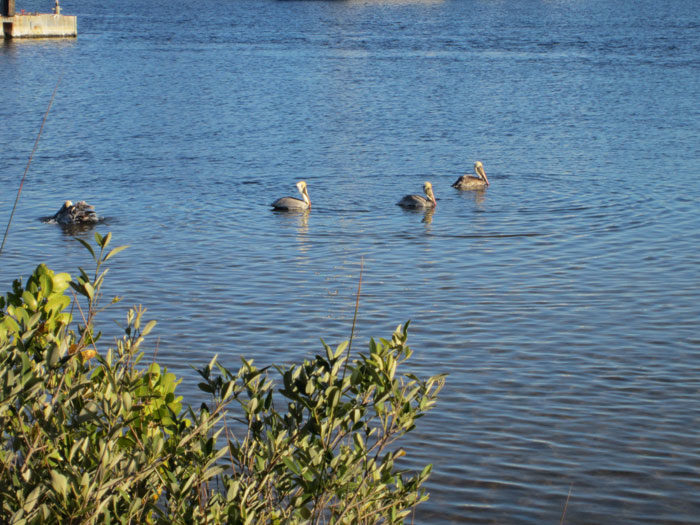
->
left=271, top=161, right=490, bottom=211
left=47, top=162, right=489, bottom=225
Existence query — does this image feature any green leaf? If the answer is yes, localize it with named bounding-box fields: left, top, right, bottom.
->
left=24, top=485, right=42, bottom=512
left=52, top=272, right=72, bottom=292
left=103, top=245, right=128, bottom=262
left=335, top=340, right=349, bottom=358
left=301, top=467, right=315, bottom=482
left=248, top=397, right=259, bottom=413
left=2, top=315, right=20, bottom=334
left=83, top=282, right=95, bottom=300
left=47, top=343, right=63, bottom=368
left=141, top=319, right=156, bottom=336
left=75, top=237, right=96, bottom=260
left=353, top=432, right=365, bottom=451
left=148, top=362, right=161, bottom=378
left=51, top=471, right=68, bottom=497
left=282, top=456, right=300, bottom=475
left=21, top=290, right=38, bottom=310
left=39, top=272, right=53, bottom=295
left=102, top=232, right=112, bottom=249
left=45, top=294, right=70, bottom=315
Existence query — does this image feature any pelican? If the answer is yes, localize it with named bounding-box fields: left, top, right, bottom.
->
left=452, top=161, right=489, bottom=190
left=271, top=181, right=311, bottom=211
left=50, top=200, right=99, bottom=225
left=397, top=182, right=437, bottom=209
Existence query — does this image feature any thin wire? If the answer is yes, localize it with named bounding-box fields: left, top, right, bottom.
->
left=0, top=75, right=62, bottom=256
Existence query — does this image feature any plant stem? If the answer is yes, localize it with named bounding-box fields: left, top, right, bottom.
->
left=0, top=75, right=62, bottom=256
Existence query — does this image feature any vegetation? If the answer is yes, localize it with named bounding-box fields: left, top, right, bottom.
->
left=0, top=233, right=445, bottom=524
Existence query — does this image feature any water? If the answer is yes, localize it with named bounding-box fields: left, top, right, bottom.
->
left=1, top=0, right=699, bottom=522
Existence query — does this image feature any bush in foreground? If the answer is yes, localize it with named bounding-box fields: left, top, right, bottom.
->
left=0, top=233, right=445, bottom=524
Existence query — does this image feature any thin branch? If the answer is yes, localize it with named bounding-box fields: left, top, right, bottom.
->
left=342, top=257, right=364, bottom=380
left=560, top=483, right=573, bottom=525
left=1, top=75, right=62, bottom=256
left=69, top=288, right=100, bottom=357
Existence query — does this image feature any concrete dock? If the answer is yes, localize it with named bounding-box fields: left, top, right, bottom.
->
left=2, top=0, right=76, bottom=38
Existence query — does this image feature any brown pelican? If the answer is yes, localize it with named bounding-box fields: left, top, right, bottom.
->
left=50, top=200, right=99, bottom=225
left=271, top=181, right=311, bottom=211
left=452, top=161, right=489, bottom=190
left=397, top=182, right=437, bottom=209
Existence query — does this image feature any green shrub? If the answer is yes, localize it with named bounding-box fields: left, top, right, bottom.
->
left=0, top=233, right=445, bottom=524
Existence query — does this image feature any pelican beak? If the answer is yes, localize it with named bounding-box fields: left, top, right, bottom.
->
left=297, top=181, right=311, bottom=207
left=475, top=164, right=490, bottom=186
left=476, top=164, right=489, bottom=186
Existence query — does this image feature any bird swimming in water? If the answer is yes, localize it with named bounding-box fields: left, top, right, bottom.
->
left=271, top=181, right=311, bottom=211
left=397, top=182, right=437, bottom=209
left=49, top=200, right=99, bottom=225
left=452, top=161, right=489, bottom=190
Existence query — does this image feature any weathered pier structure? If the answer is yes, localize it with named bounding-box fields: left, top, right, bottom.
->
left=1, top=0, right=76, bottom=38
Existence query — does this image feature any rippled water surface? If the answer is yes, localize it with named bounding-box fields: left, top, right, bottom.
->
left=2, top=0, right=699, bottom=522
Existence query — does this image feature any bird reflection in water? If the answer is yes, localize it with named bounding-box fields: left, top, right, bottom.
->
left=294, top=210, right=311, bottom=253
left=272, top=207, right=311, bottom=253
left=56, top=221, right=101, bottom=235
left=459, top=188, right=487, bottom=209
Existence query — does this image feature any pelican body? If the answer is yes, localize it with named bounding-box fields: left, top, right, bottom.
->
left=51, top=200, right=99, bottom=225
left=271, top=181, right=311, bottom=211
left=397, top=182, right=437, bottom=209
left=452, top=161, right=489, bottom=190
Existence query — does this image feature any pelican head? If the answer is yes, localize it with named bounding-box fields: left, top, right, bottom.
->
left=474, top=161, right=489, bottom=186
left=295, top=180, right=311, bottom=206
left=64, top=200, right=73, bottom=208
left=423, top=181, right=436, bottom=206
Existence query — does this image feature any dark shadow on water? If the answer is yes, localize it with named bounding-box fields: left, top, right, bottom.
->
left=39, top=217, right=110, bottom=236
left=1, top=38, right=77, bottom=54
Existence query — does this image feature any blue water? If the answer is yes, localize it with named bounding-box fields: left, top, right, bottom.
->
left=1, top=0, right=699, bottom=522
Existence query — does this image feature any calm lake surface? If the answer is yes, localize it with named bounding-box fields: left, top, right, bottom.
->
left=1, top=0, right=699, bottom=522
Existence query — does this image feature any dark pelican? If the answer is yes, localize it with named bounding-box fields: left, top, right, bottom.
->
left=397, top=182, right=437, bottom=209
left=50, top=200, right=99, bottom=225
left=271, top=181, right=311, bottom=211
left=452, top=161, right=489, bottom=190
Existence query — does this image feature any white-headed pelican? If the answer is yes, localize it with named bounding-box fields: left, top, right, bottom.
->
left=397, top=182, right=437, bottom=209
left=452, top=161, right=489, bottom=190
left=271, top=181, right=311, bottom=211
